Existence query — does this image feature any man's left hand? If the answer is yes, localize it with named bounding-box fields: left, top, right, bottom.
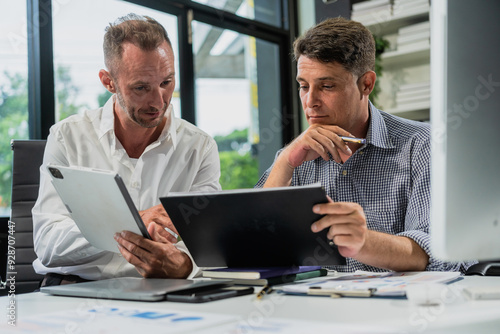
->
left=311, top=197, right=368, bottom=258
left=311, top=198, right=429, bottom=271
left=139, top=204, right=178, bottom=243
left=114, top=223, right=192, bottom=278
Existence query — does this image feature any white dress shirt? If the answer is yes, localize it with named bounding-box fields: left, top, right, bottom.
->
left=32, top=96, right=221, bottom=280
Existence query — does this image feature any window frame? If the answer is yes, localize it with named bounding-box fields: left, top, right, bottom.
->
left=27, top=0, right=300, bottom=142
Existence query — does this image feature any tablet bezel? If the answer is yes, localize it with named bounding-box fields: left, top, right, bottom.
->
left=160, top=184, right=346, bottom=267
left=47, top=165, right=151, bottom=253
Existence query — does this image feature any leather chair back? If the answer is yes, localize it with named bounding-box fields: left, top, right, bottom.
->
left=3, top=140, right=47, bottom=294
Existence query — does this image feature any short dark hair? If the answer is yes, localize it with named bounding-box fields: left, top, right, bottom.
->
left=293, top=17, right=375, bottom=78
left=103, top=13, right=172, bottom=76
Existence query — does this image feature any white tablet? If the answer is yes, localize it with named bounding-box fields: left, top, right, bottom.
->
left=47, top=165, right=151, bottom=252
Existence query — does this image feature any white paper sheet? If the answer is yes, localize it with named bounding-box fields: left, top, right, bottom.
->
left=279, top=271, right=461, bottom=297
left=0, top=306, right=237, bottom=334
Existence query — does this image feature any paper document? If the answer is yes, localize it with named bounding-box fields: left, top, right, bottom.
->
left=199, top=318, right=402, bottom=334
left=279, top=271, right=461, bottom=297
left=0, top=306, right=237, bottom=334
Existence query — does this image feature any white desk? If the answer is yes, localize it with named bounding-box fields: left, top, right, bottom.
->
left=2, top=276, right=500, bottom=333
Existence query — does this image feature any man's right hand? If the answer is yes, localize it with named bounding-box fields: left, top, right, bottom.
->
left=286, top=124, right=353, bottom=167
left=264, top=124, right=354, bottom=188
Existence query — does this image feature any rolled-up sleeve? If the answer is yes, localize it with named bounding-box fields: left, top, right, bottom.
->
left=397, top=136, right=475, bottom=273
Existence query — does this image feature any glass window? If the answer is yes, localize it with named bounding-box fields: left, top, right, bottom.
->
left=52, top=0, right=180, bottom=121
left=192, top=0, right=283, bottom=27
left=0, top=1, right=28, bottom=216
left=193, top=21, right=283, bottom=189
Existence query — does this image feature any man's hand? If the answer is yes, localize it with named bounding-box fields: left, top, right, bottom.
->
left=311, top=198, right=368, bottom=258
left=264, top=124, right=355, bottom=188
left=286, top=124, right=353, bottom=167
left=114, top=222, right=192, bottom=278
left=139, top=204, right=178, bottom=243
left=311, top=198, right=430, bottom=271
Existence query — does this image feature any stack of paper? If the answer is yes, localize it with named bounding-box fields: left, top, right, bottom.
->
left=351, top=0, right=392, bottom=26
left=279, top=271, right=461, bottom=297
left=396, top=21, right=430, bottom=52
left=395, top=81, right=430, bottom=111
left=393, top=0, right=430, bottom=18
left=352, top=0, right=429, bottom=26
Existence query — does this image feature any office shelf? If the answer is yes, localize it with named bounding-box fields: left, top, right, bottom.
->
left=354, top=0, right=431, bottom=120
left=381, top=45, right=430, bottom=69
left=365, top=7, right=429, bottom=36
left=385, top=105, right=430, bottom=122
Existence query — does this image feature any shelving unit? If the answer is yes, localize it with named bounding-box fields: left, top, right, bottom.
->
left=381, top=45, right=429, bottom=69
left=354, top=0, right=431, bottom=121
left=364, top=6, right=429, bottom=35
left=385, top=102, right=429, bottom=120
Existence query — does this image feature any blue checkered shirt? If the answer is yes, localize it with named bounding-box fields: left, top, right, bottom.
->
left=256, top=102, right=473, bottom=274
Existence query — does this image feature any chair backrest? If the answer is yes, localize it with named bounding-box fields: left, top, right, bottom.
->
left=3, top=139, right=47, bottom=294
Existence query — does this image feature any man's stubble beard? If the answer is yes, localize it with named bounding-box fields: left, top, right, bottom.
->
left=115, top=89, right=167, bottom=129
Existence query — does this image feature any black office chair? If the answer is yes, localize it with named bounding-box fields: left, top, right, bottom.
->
left=465, top=261, right=500, bottom=276
left=1, top=140, right=47, bottom=295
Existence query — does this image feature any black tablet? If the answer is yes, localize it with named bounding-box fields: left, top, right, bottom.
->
left=160, top=184, right=345, bottom=267
left=165, top=285, right=254, bottom=303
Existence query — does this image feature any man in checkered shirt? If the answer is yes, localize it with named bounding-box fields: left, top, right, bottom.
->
left=256, top=17, right=472, bottom=274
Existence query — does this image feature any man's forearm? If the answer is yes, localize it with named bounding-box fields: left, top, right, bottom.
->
left=355, top=231, right=429, bottom=272
left=263, top=154, right=295, bottom=188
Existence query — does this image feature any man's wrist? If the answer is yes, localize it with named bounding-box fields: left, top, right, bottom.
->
left=180, top=252, right=193, bottom=278
left=277, top=150, right=297, bottom=173
left=174, top=241, right=197, bottom=278
left=264, top=155, right=295, bottom=187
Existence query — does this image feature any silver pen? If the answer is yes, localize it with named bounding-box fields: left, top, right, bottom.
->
left=164, top=227, right=179, bottom=240
left=340, top=136, right=366, bottom=144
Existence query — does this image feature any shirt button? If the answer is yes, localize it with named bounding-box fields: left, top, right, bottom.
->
left=342, top=170, right=348, bottom=176
left=132, top=182, right=140, bottom=188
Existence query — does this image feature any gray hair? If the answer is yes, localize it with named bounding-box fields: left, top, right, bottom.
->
left=103, top=13, right=172, bottom=76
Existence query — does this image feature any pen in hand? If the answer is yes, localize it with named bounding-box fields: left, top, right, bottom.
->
left=164, top=227, right=181, bottom=241
left=340, top=136, right=366, bottom=144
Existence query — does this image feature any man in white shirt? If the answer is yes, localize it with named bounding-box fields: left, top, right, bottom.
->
left=32, top=14, right=221, bottom=285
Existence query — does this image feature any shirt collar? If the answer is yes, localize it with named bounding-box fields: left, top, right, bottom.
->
left=158, top=104, right=177, bottom=149
left=98, top=95, right=115, bottom=139
left=365, top=101, right=395, bottom=149
left=98, top=95, right=177, bottom=149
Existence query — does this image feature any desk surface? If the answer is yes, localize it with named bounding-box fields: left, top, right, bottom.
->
left=2, top=276, right=500, bottom=333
